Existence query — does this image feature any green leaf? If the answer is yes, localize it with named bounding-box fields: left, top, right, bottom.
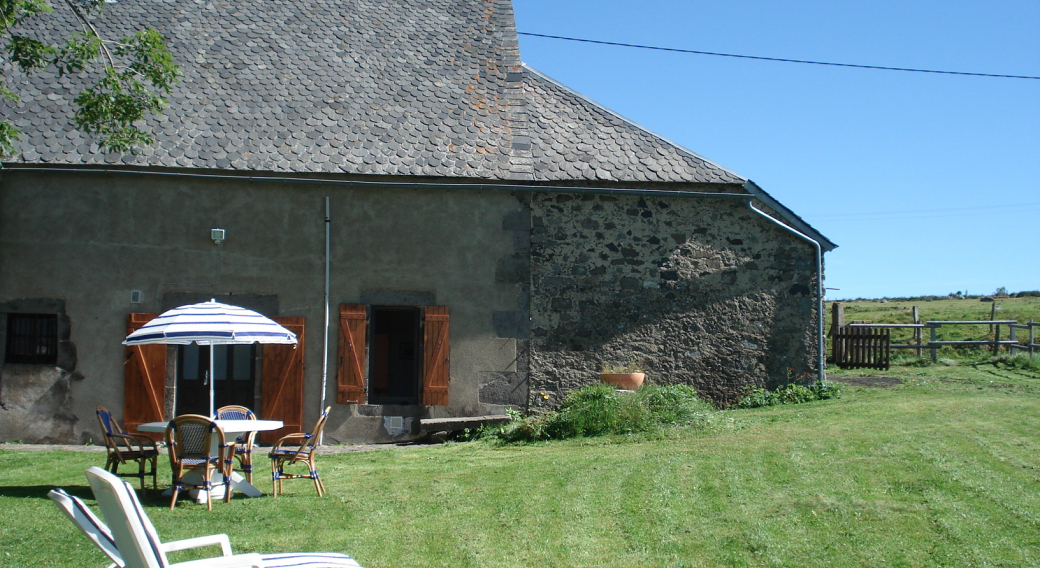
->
left=2, top=0, right=179, bottom=154
left=6, top=34, right=57, bottom=72
left=0, top=0, right=53, bottom=29
left=0, top=120, right=23, bottom=157
left=53, top=31, right=101, bottom=75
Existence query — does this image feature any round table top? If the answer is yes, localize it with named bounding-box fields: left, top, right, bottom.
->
left=135, top=419, right=283, bottom=434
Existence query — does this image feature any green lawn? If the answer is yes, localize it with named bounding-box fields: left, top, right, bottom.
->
left=4, top=362, right=1040, bottom=567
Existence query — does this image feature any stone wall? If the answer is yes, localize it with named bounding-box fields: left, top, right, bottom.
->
left=528, top=192, right=818, bottom=408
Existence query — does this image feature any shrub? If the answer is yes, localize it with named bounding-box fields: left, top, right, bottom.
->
left=473, top=383, right=715, bottom=443
left=736, top=380, right=843, bottom=409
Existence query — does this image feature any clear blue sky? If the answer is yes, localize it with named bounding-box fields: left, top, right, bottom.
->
left=512, top=0, right=1039, bottom=300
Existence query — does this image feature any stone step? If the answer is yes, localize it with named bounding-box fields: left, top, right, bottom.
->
left=419, top=415, right=511, bottom=432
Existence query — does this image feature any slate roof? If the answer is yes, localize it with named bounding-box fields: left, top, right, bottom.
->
left=1, top=0, right=746, bottom=186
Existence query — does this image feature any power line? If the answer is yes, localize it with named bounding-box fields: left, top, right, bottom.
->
left=518, top=32, right=1040, bottom=80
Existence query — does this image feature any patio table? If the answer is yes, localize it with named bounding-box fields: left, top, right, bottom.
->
left=137, top=419, right=283, bottom=503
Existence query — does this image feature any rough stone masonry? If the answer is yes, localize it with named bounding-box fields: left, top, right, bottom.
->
left=526, top=191, right=818, bottom=408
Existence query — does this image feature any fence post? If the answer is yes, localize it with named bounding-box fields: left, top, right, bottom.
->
left=1031, top=321, right=1035, bottom=359
left=913, top=306, right=921, bottom=357
left=830, top=302, right=844, bottom=363
left=993, top=323, right=1000, bottom=355
left=930, top=324, right=938, bottom=361
left=1010, top=325, right=1017, bottom=356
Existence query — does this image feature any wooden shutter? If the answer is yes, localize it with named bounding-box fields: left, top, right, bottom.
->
left=337, top=304, right=367, bottom=404
left=422, top=306, right=450, bottom=405
left=123, top=313, right=166, bottom=441
left=259, top=317, right=305, bottom=444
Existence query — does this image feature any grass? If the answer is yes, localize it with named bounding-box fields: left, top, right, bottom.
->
left=3, top=361, right=1040, bottom=567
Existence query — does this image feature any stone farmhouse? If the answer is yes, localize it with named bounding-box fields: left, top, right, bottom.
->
left=0, top=0, right=835, bottom=444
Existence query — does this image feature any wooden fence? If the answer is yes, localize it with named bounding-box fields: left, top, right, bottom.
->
left=1010, top=321, right=1040, bottom=357
left=832, top=326, right=890, bottom=370
left=829, top=304, right=1040, bottom=366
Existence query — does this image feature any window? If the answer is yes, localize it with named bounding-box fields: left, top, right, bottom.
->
left=5, top=313, right=58, bottom=364
left=337, top=304, right=450, bottom=405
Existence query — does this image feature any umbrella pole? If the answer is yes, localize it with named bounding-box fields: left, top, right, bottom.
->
left=209, top=345, right=216, bottom=418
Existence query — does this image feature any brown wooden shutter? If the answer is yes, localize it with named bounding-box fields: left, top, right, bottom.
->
left=422, top=306, right=450, bottom=405
left=123, top=313, right=166, bottom=441
left=337, top=304, right=367, bottom=404
left=260, top=317, right=305, bottom=444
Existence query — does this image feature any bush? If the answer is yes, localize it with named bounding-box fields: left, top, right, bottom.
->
left=473, top=383, right=716, bottom=443
left=736, top=380, right=843, bottom=409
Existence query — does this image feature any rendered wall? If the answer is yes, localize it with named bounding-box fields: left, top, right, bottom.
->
left=527, top=192, right=819, bottom=408
left=0, top=169, right=523, bottom=444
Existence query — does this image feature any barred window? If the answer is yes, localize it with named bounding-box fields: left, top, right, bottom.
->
left=5, top=314, right=58, bottom=365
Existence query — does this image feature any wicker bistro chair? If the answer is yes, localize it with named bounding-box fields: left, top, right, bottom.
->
left=164, top=415, right=236, bottom=510
left=96, top=405, right=158, bottom=491
left=269, top=406, right=330, bottom=497
left=216, top=405, right=258, bottom=484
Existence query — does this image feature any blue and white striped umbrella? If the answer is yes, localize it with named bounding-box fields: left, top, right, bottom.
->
left=123, top=299, right=297, bottom=346
left=123, top=299, right=297, bottom=416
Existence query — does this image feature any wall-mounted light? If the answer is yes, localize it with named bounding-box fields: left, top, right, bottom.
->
left=130, top=290, right=142, bottom=304
left=211, top=228, right=225, bottom=245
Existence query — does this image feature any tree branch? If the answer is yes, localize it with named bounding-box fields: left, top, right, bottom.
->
left=62, top=0, right=113, bottom=66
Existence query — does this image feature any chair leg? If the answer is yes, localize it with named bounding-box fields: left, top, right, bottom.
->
left=271, top=460, right=279, bottom=498
left=205, top=471, right=213, bottom=511
left=312, top=472, right=324, bottom=497
left=223, top=473, right=233, bottom=505
left=309, top=457, right=324, bottom=497
left=170, top=485, right=180, bottom=510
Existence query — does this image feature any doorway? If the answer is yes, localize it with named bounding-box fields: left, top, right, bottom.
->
left=176, top=344, right=257, bottom=415
left=369, top=306, right=421, bottom=405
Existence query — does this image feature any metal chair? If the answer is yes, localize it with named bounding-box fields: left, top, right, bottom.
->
left=164, top=415, right=235, bottom=510
left=216, top=405, right=258, bottom=484
left=269, top=407, right=330, bottom=497
left=96, top=405, right=158, bottom=491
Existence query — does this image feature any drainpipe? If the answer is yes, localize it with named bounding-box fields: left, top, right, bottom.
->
left=318, top=196, right=331, bottom=445
left=745, top=200, right=826, bottom=383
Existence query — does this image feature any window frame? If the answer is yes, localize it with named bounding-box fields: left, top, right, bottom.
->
left=4, top=313, right=59, bottom=365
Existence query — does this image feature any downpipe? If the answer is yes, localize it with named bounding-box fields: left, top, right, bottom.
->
left=746, top=200, right=826, bottom=383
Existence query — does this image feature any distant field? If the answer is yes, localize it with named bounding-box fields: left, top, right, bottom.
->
left=826, top=296, right=1040, bottom=357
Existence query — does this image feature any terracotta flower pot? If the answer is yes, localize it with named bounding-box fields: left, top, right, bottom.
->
left=599, top=372, right=645, bottom=390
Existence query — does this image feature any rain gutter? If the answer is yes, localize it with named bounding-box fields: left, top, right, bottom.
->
left=0, top=165, right=754, bottom=200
